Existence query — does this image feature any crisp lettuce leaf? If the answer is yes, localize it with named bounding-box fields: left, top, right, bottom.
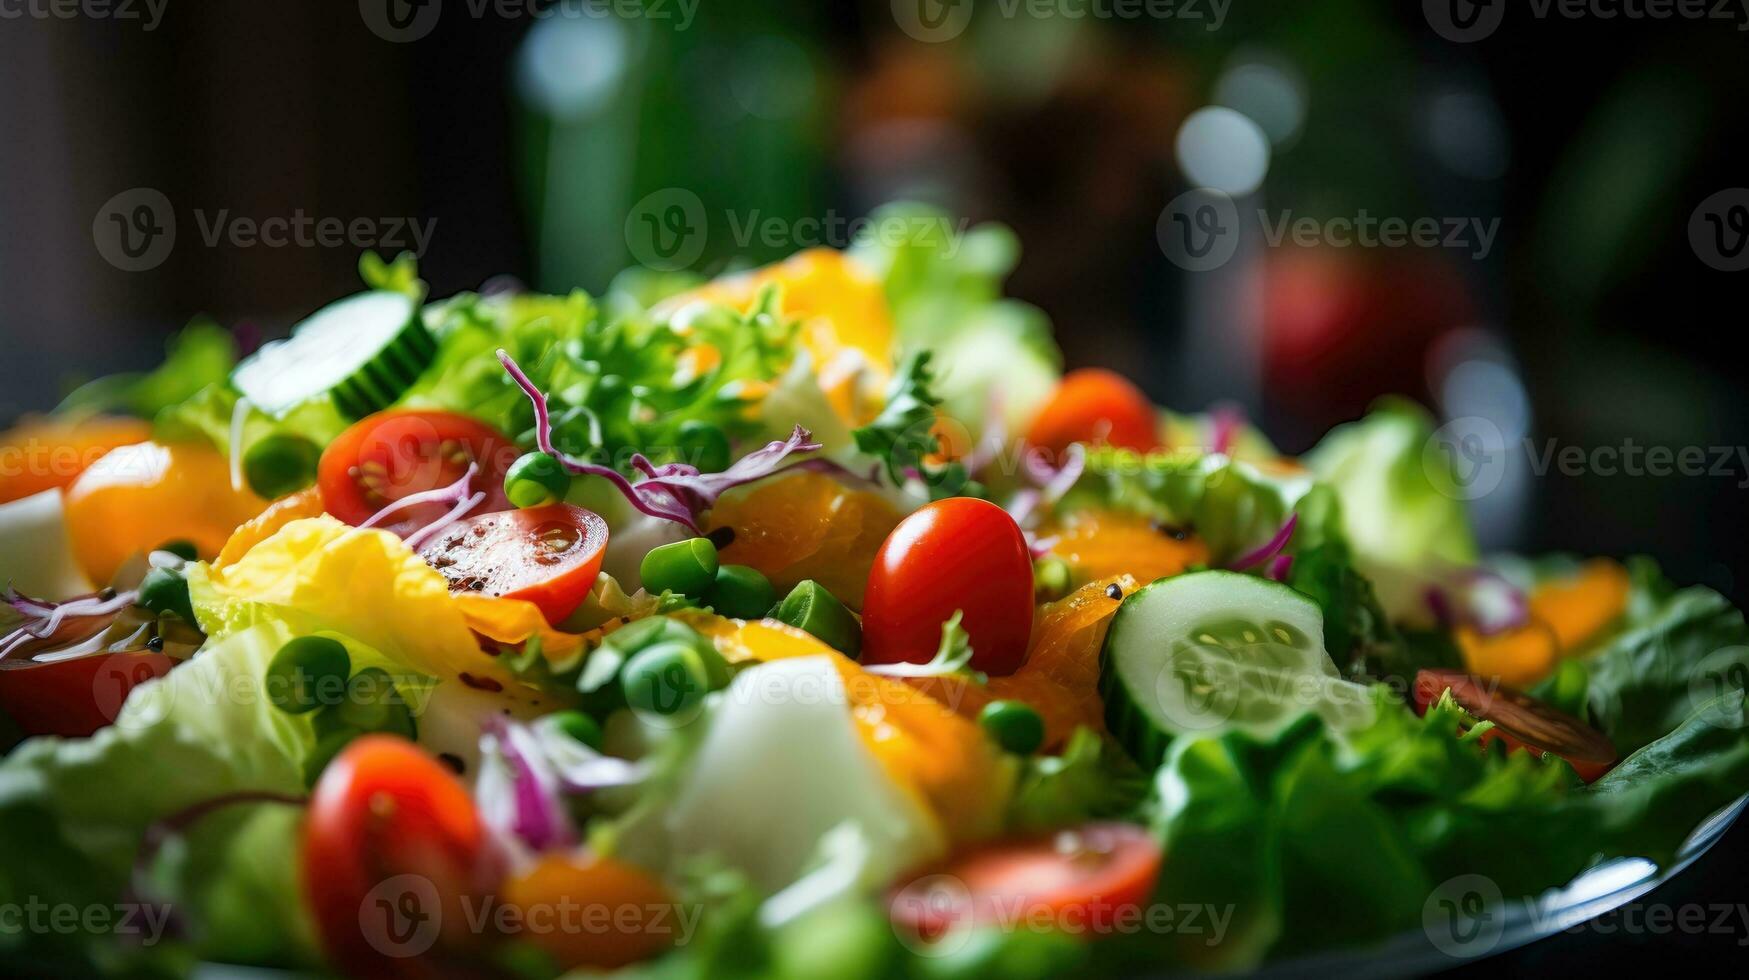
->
left=188, top=516, right=518, bottom=692
left=56, top=320, right=237, bottom=422
left=1303, top=400, right=1479, bottom=621
left=1143, top=680, right=1749, bottom=969
left=1581, top=567, right=1749, bottom=754
left=0, top=624, right=315, bottom=972
left=1060, top=447, right=1317, bottom=564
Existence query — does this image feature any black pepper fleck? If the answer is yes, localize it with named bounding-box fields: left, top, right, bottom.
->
left=1151, top=520, right=1193, bottom=541
left=706, top=526, right=737, bottom=550
left=146, top=635, right=165, bottom=652
left=1105, top=583, right=1124, bottom=600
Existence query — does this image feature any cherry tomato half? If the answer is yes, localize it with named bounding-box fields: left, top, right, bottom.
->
left=1025, top=369, right=1162, bottom=460
left=0, top=648, right=173, bottom=738
left=318, top=411, right=516, bottom=536
left=889, top=822, right=1162, bottom=940
left=417, top=504, right=608, bottom=625
left=861, top=497, right=1034, bottom=676
left=1413, top=669, right=1617, bottom=782
left=301, top=736, right=497, bottom=978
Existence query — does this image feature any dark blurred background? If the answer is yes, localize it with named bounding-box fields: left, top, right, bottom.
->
left=3, top=0, right=1748, bottom=970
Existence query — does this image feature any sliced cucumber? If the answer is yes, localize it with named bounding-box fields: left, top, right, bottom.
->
left=1101, top=570, right=1373, bottom=767
left=233, top=291, right=435, bottom=418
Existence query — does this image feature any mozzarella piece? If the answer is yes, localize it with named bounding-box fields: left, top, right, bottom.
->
left=0, top=490, right=95, bottom=599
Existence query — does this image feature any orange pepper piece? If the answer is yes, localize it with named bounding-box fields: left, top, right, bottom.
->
left=214, top=487, right=327, bottom=568
left=502, top=853, right=678, bottom=971
left=1045, top=509, right=1211, bottom=584
left=1456, top=620, right=1561, bottom=689
left=1527, top=559, right=1631, bottom=653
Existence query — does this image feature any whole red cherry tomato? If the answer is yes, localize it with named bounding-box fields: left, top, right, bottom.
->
left=301, top=736, right=498, bottom=978
left=861, top=497, right=1034, bottom=676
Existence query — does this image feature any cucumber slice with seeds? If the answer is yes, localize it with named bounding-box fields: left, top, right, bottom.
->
left=233, top=291, right=434, bottom=418
left=1100, top=570, right=1373, bottom=768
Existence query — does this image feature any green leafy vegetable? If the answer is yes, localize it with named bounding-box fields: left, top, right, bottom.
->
left=0, top=624, right=316, bottom=972
left=1006, top=727, right=1148, bottom=833
left=57, top=320, right=237, bottom=421
left=1303, top=399, right=1480, bottom=621
left=852, top=351, right=970, bottom=499
left=1582, top=566, right=1749, bottom=754
left=1060, top=447, right=1317, bottom=565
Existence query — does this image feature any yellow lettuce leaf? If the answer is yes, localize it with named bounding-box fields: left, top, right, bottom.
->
left=188, top=515, right=525, bottom=696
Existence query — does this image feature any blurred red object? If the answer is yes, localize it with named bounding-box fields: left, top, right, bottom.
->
left=1262, top=246, right=1475, bottom=429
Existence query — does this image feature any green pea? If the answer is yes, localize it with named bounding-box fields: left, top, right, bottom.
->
left=243, top=434, right=321, bottom=500
left=640, top=537, right=719, bottom=597
left=978, top=700, right=1045, bottom=755
left=336, top=667, right=416, bottom=739
left=621, top=641, right=710, bottom=717
left=266, top=636, right=352, bottom=714
left=155, top=539, right=199, bottom=562
left=676, top=421, right=732, bottom=473
left=310, top=704, right=360, bottom=743
left=708, top=564, right=777, bottom=620
left=550, top=710, right=604, bottom=751
left=504, top=451, right=573, bottom=509
left=773, top=580, right=861, bottom=657
left=304, top=730, right=359, bottom=788
left=137, top=567, right=196, bottom=624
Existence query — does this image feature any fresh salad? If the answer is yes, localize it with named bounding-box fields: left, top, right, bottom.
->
left=2, top=207, right=1746, bottom=978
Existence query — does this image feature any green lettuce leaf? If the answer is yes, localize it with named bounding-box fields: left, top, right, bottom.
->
left=0, top=624, right=316, bottom=972
left=1060, top=447, right=1318, bottom=565
left=1303, top=400, right=1479, bottom=621
left=56, top=320, right=237, bottom=422
left=1582, top=568, right=1749, bottom=755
